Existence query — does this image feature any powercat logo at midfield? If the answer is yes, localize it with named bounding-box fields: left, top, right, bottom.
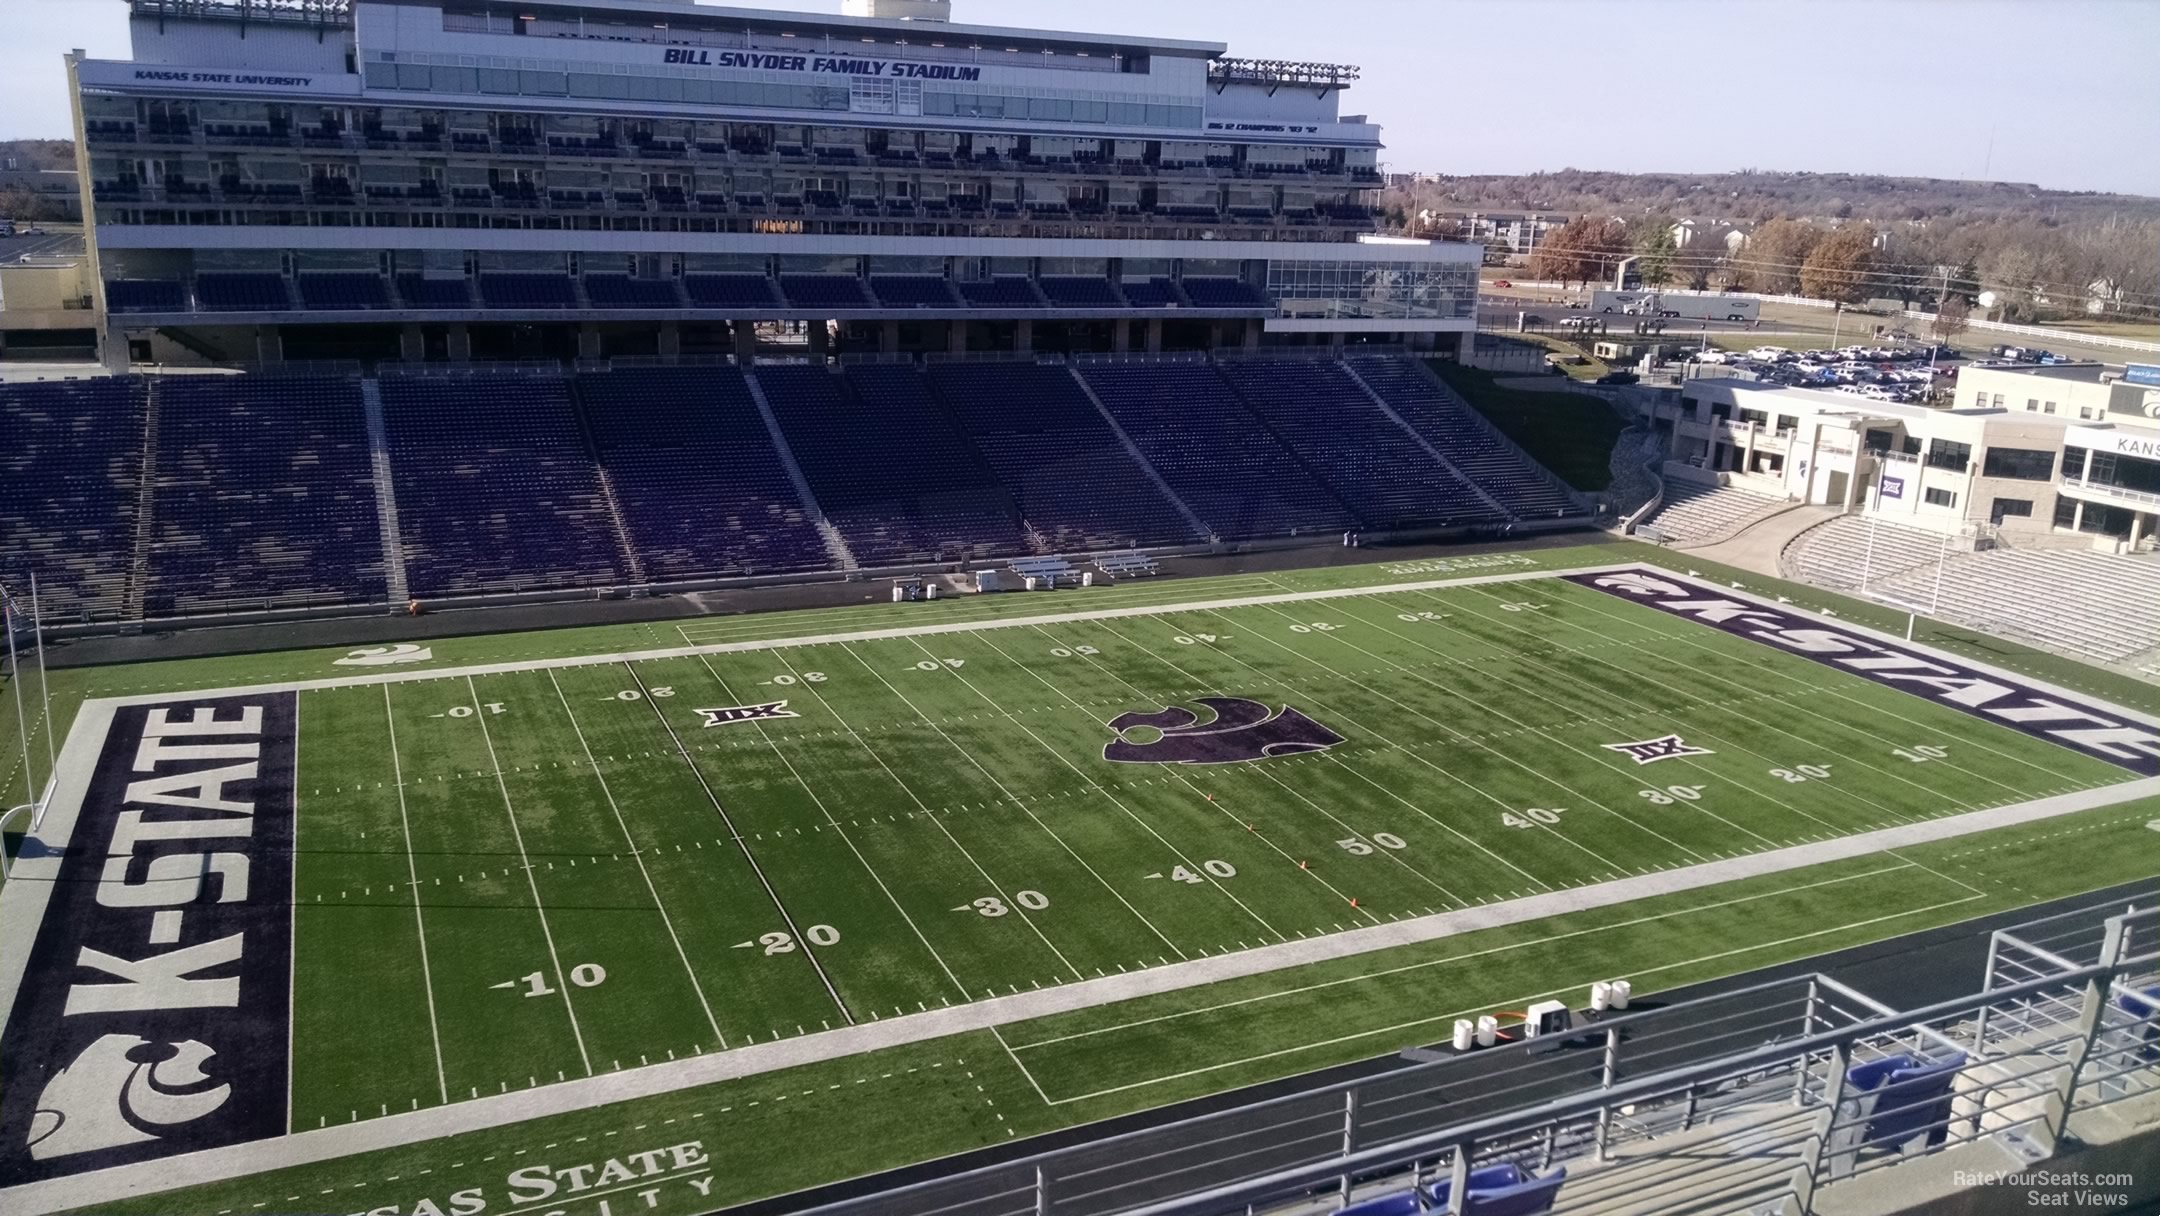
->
left=0, top=695, right=297, bottom=1182
left=1104, top=697, right=1344, bottom=765
left=1566, top=570, right=2160, bottom=777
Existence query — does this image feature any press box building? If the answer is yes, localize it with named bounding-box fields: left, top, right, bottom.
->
left=67, top=0, right=1479, bottom=365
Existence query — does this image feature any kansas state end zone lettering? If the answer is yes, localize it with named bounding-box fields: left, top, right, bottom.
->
left=0, top=695, right=297, bottom=1182
left=1567, top=569, right=2160, bottom=777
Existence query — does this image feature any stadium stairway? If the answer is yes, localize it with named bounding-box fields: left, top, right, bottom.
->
left=122, top=380, right=162, bottom=621
left=1061, top=366, right=1213, bottom=541
left=1637, top=483, right=1790, bottom=547
left=565, top=386, right=651, bottom=588
left=359, top=379, right=411, bottom=603
left=740, top=369, right=859, bottom=572
left=1339, top=359, right=1513, bottom=521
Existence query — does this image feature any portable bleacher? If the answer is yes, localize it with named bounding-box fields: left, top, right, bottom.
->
left=1094, top=552, right=1158, bottom=577
left=1009, top=556, right=1072, bottom=587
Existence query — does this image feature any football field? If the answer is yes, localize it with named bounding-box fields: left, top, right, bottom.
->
left=4, top=556, right=2158, bottom=1216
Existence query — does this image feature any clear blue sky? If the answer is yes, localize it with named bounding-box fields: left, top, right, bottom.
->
left=6, top=0, right=2157, bottom=197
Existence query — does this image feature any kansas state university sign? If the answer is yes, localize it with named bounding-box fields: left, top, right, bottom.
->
left=1103, top=697, right=1343, bottom=766
left=0, top=695, right=297, bottom=1181
left=1567, top=569, right=2160, bottom=777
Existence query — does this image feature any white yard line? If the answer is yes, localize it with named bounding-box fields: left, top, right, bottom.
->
left=545, top=669, right=727, bottom=1046
left=924, top=629, right=1263, bottom=947
left=10, top=776, right=2149, bottom=1216
left=1037, top=893, right=1988, bottom=1106
left=285, top=693, right=300, bottom=1134
left=618, top=660, right=855, bottom=1024
left=1544, top=583, right=2104, bottom=786
left=465, top=674, right=593, bottom=1076
left=382, top=684, right=450, bottom=1105
left=1464, top=582, right=2057, bottom=799
left=8, top=560, right=2160, bottom=1215
left=1356, top=591, right=1884, bottom=841
left=991, top=622, right=1303, bottom=936
left=1007, top=864, right=1918, bottom=1052
left=1223, top=600, right=1747, bottom=858
left=1439, top=583, right=2056, bottom=836
left=1098, top=611, right=1636, bottom=880
left=94, top=565, right=1616, bottom=706
left=834, top=639, right=1100, bottom=978
left=1084, top=612, right=1577, bottom=892
left=696, top=649, right=975, bottom=1000
left=764, top=645, right=1090, bottom=987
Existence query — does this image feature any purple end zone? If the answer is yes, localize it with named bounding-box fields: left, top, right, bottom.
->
left=0, top=693, right=297, bottom=1184
left=1566, top=568, right=2160, bottom=778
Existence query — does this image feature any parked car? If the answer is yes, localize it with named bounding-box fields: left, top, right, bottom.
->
left=1594, top=371, right=1639, bottom=386
left=1492, top=279, right=1512, bottom=288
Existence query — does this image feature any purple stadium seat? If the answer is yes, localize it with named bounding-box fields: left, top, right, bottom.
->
left=577, top=366, right=829, bottom=578
left=104, top=279, right=189, bottom=313
left=780, top=275, right=873, bottom=310
left=926, top=361, right=1198, bottom=550
left=0, top=378, right=147, bottom=620
left=760, top=363, right=1027, bottom=565
left=583, top=276, right=683, bottom=309
left=296, top=273, right=393, bottom=311
left=870, top=276, right=958, bottom=309
left=683, top=274, right=779, bottom=308
left=1216, top=360, right=1503, bottom=530
left=1348, top=357, right=1581, bottom=521
left=1079, top=361, right=1354, bottom=540
left=143, top=376, right=386, bottom=613
left=379, top=373, right=630, bottom=594
left=194, top=272, right=290, bottom=312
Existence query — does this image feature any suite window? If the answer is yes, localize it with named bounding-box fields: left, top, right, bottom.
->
left=1981, top=447, right=2055, bottom=481
left=1925, top=439, right=1972, bottom=472
left=1990, top=498, right=2033, bottom=523
left=1923, top=487, right=1957, bottom=508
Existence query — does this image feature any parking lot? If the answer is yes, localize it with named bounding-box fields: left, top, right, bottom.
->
left=1688, top=342, right=1955, bottom=403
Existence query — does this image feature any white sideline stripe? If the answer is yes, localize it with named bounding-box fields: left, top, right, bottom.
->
left=1040, top=892, right=1987, bottom=1105
left=4, top=775, right=2155, bottom=1216
left=6, top=561, right=2159, bottom=1215
left=86, top=565, right=1623, bottom=706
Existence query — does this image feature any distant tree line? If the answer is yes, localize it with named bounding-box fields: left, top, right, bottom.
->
left=1386, top=169, right=2158, bottom=323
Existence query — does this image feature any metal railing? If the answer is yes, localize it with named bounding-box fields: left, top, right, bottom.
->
left=791, top=904, right=2158, bottom=1216
left=2060, top=476, right=2160, bottom=510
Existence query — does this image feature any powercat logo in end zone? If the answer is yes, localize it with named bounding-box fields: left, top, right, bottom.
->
left=0, top=694, right=296, bottom=1182
left=1567, top=570, right=2160, bottom=777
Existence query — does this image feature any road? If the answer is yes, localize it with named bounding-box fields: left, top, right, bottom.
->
left=0, top=230, right=84, bottom=263
left=1475, top=287, right=2155, bottom=367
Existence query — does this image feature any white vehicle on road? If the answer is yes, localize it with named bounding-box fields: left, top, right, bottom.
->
left=1593, top=291, right=1760, bottom=322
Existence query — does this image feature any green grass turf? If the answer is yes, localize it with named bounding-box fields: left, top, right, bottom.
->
left=7, top=545, right=2158, bottom=1215
left=1427, top=363, right=1626, bottom=491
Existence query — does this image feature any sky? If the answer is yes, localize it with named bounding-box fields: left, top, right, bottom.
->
left=5, top=0, right=2157, bottom=197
